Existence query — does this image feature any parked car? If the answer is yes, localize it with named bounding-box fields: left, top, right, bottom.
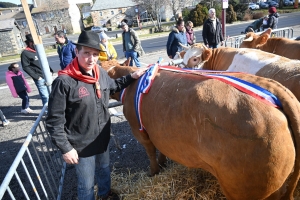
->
left=266, top=1, right=279, bottom=7
left=91, top=26, right=108, bottom=33
left=284, top=0, right=293, bottom=5
left=259, top=2, right=269, bottom=8
left=248, top=2, right=260, bottom=9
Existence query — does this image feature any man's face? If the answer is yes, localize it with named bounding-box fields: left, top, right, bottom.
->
left=177, top=22, right=185, bottom=31
left=55, top=35, right=65, bottom=44
left=209, top=11, right=216, bottom=18
left=122, top=25, right=129, bottom=32
left=76, top=46, right=99, bottom=73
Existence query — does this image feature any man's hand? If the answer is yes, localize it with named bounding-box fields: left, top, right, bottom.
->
left=63, top=148, right=79, bottom=164
left=221, top=41, right=224, bottom=46
left=131, top=68, right=147, bottom=79
left=168, top=56, right=172, bottom=59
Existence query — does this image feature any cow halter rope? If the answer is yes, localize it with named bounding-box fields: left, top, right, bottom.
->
left=120, top=58, right=282, bottom=132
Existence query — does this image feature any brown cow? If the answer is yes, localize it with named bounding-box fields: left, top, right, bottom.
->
left=103, top=65, right=300, bottom=200
left=181, top=44, right=300, bottom=103
left=100, top=57, right=131, bottom=69
left=240, top=28, right=300, bottom=60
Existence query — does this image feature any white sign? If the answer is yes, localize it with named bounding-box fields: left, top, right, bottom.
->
left=223, top=0, right=228, bottom=9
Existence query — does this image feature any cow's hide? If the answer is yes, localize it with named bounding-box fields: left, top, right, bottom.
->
left=103, top=65, right=300, bottom=200
left=240, top=28, right=300, bottom=60
left=182, top=45, right=300, bottom=103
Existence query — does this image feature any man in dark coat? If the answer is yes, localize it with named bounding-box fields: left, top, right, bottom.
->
left=55, top=30, right=76, bottom=70
left=202, top=8, right=224, bottom=49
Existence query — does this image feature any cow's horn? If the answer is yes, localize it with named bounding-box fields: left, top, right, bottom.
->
left=202, top=44, right=208, bottom=50
left=179, top=43, right=190, bottom=50
left=243, top=36, right=253, bottom=42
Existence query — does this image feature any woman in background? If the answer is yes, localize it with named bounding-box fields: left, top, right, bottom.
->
left=98, top=32, right=117, bottom=61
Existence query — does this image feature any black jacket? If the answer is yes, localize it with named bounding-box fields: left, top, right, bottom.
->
left=46, top=67, right=134, bottom=157
left=202, top=18, right=224, bottom=46
left=21, top=48, right=53, bottom=80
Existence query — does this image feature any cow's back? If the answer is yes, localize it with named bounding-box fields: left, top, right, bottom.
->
left=259, top=38, right=300, bottom=60
left=122, top=70, right=297, bottom=199
left=202, top=47, right=300, bottom=102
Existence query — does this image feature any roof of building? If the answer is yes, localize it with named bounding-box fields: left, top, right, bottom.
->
left=0, top=18, right=16, bottom=31
left=81, top=5, right=91, bottom=13
left=91, top=0, right=136, bottom=11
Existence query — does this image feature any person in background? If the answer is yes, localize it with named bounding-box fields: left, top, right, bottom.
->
left=121, top=22, right=145, bottom=67
left=263, top=7, right=280, bottom=30
left=55, top=30, right=76, bottom=70
left=261, top=16, right=269, bottom=31
left=242, top=17, right=265, bottom=34
left=6, top=63, right=32, bottom=114
left=186, top=21, right=196, bottom=46
left=46, top=31, right=146, bottom=200
left=202, top=8, right=224, bottom=49
left=99, top=32, right=117, bottom=61
left=0, top=109, right=10, bottom=127
left=21, top=34, right=52, bottom=107
left=166, top=17, right=188, bottom=59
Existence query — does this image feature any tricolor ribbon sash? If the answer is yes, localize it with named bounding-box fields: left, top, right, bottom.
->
left=120, top=61, right=282, bottom=132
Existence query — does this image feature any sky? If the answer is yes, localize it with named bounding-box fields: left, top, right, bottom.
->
left=1, top=0, right=31, bottom=5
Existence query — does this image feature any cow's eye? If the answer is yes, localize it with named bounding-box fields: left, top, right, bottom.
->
left=193, top=58, right=198, bottom=62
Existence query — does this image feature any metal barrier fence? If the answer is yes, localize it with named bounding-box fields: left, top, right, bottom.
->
left=0, top=104, right=66, bottom=200
left=225, top=27, right=294, bottom=48
left=0, top=101, right=124, bottom=200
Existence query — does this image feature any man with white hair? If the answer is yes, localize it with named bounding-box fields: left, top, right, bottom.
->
left=202, top=8, right=224, bottom=49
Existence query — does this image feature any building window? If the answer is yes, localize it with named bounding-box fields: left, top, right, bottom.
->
left=111, top=10, right=114, bottom=15
left=118, top=9, right=122, bottom=13
left=100, top=11, right=102, bottom=16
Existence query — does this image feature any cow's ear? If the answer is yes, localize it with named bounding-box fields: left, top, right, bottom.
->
left=264, top=28, right=272, bottom=35
left=256, top=34, right=269, bottom=48
left=202, top=48, right=212, bottom=62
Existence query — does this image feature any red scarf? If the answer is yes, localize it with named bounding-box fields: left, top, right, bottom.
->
left=58, top=58, right=101, bottom=98
left=25, top=46, right=36, bottom=53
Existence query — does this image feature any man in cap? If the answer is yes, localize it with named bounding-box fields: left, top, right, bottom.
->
left=121, top=22, right=145, bottom=67
left=46, top=31, right=146, bottom=200
left=20, top=34, right=53, bottom=109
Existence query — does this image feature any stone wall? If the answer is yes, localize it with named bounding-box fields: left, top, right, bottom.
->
left=0, top=31, right=17, bottom=56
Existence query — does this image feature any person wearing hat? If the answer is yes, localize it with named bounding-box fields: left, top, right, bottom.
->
left=20, top=34, right=53, bottom=107
left=54, top=30, right=76, bottom=70
left=46, top=31, right=146, bottom=200
left=263, top=6, right=280, bottom=30
left=99, top=32, right=117, bottom=61
left=121, top=22, right=145, bottom=67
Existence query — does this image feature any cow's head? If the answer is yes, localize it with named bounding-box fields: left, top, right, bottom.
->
left=240, top=28, right=271, bottom=49
left=182, top=43, right=212, bottom=68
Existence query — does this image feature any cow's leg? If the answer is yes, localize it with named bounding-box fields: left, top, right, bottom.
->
left=142, top=140, right=160, bottom=176
left=158, top=152, right=167, bottom=168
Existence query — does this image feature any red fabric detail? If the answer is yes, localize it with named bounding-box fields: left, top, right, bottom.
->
left=58, top=58, right=101, bottom=98
left=25, top=47, right=36, bottom=53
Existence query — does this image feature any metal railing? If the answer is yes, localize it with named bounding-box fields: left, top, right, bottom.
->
left=0, top=104, right=66, bottom=200
left=225, top=27, right=294, bottom=48
left=0, top=100, right=125, bottom=200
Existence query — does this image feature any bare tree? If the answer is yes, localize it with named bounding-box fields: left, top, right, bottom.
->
left=166, top=0, right=194, bottom=21
left=133, top=0, right=167, bottom=31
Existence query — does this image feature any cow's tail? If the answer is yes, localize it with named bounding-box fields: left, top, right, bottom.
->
left=235, top=74, right=300, bottom=199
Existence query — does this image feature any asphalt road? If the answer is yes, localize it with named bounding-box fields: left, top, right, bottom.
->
left=0, top=11, right=299, bottom=84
